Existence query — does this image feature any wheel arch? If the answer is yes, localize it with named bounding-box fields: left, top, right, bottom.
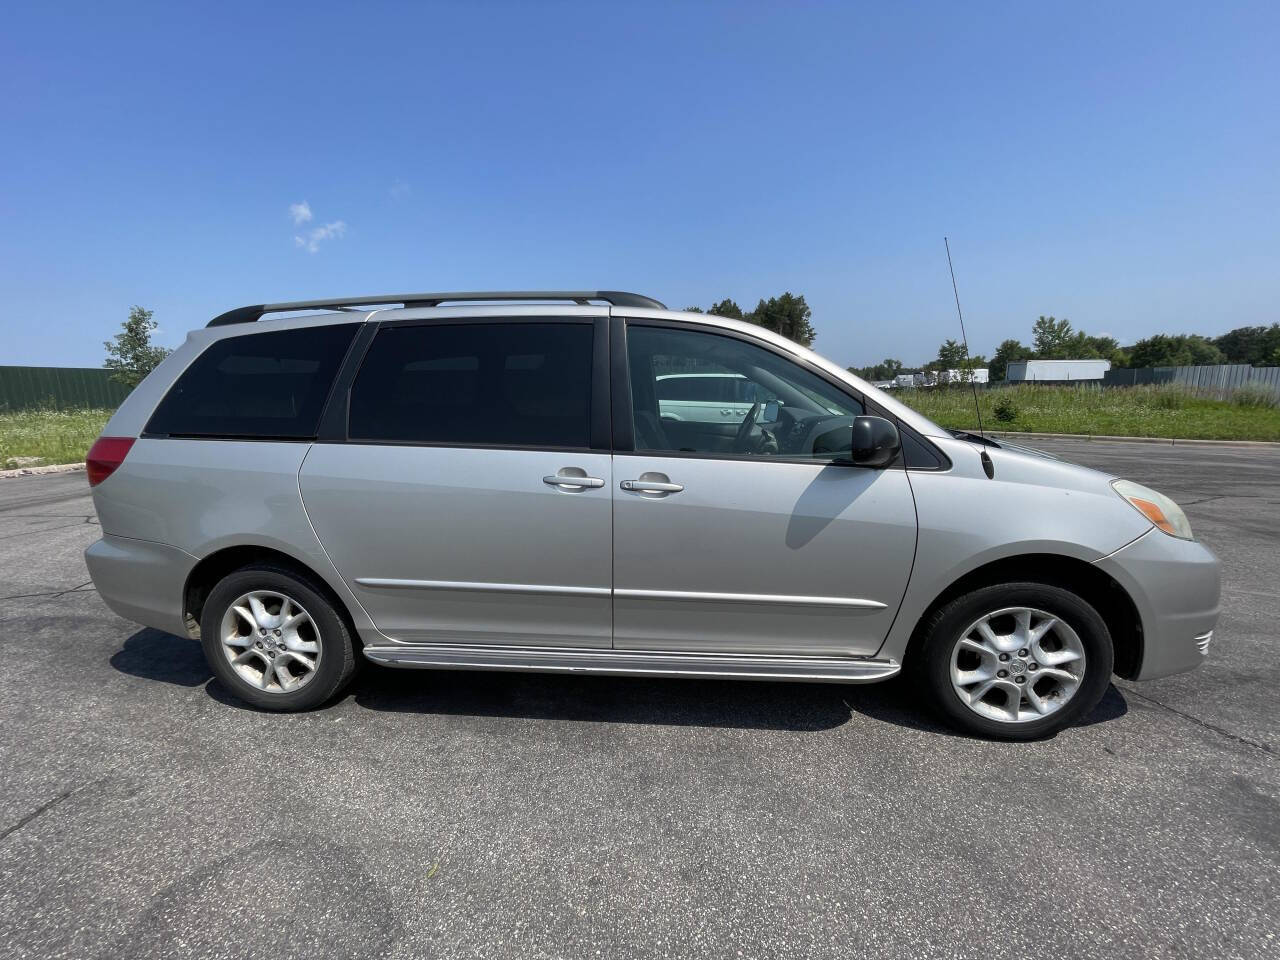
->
left=901, top=553, right=1144, bottom=680
left=182, top=544, right=361, bottom=644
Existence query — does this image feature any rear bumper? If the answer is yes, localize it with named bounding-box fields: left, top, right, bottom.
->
left=85, top=535, right=197, bottom=637
left=1095, top=529, right=1221, bottom=681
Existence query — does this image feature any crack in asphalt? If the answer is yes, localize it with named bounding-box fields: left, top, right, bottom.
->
left=1122, top=686, right=1276, bottom=757
left=0, top=581, right=97, bottom=603
left=0, top=517, right=98, bottom=542
left=0, top=513, right=99, bottom=519
left=0, top=491, right=93, bottom=514
left=0, top=790, right=74, bottom=843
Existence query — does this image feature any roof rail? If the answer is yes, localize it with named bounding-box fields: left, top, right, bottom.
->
left=206, top=291, right=666, bottom=327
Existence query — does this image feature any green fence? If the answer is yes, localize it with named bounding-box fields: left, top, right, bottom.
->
left=0, top=366, right=133, bottom=411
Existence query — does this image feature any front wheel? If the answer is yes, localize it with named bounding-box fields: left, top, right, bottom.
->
left=200, top=564, right=357, bottom=711
left=913, top=582, right=1114, bottom=740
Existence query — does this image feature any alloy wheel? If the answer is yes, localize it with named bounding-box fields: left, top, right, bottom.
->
left=949, top=606, right=1087, bottom=724
left=219, top=590, right=322, bottom=694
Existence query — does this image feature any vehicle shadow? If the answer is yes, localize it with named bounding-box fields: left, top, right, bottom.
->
left=110, top=628, right=211, bottom=687
left=840, top=674, right=1129, bottom=738
left=351, top=665, right=1130, bottom=736
left=108, top=628, right=1129, bottom=736
left=351, top=666, right=854, bottom=732
left=785, top=463, right=878, bottom=549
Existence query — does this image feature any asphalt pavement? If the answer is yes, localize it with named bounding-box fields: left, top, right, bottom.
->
left=0, top=440, right=1276, bottom=960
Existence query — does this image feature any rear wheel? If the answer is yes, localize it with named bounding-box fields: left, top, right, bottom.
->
left=201, top=564, right=356, bottom=711
left=913, top=582, right=1113, bottom=740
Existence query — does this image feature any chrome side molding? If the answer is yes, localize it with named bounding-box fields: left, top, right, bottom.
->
left=614, top=588, right=887, bottom=609
left=360, top=644, right=900, bottom=683
left=354, top=578, right=610, bottom=597
left=353, top=578, right=886, bottom=609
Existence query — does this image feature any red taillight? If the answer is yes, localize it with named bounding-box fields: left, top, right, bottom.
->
left=86, top=436, right=135, bottom=487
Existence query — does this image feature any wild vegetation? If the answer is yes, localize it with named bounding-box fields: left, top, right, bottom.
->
left=0, top=408, right=113, bottom=469
left=896, top=383, right=1280, bottom=441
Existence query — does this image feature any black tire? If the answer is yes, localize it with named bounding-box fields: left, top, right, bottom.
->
left=200, top=564, right=357, bottom=711
left=911, top=582, right=1114, bottom=740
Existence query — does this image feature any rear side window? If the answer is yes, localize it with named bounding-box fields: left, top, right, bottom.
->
left=348, top=322, right=593, bottom=448
left=146, top=324, right=358, bottom=439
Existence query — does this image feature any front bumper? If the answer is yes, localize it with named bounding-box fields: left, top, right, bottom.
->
left=85, top=535, right=197, bottom=637
left=1094, top=528, right=1221, bottom=681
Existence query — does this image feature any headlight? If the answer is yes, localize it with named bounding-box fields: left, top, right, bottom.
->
left=1112, top=479, right=1194, bottom=540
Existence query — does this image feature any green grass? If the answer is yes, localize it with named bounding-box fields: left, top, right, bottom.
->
left=897, top=384, right=1280, bottom=441
left=0, top=408, right=114, bottom=469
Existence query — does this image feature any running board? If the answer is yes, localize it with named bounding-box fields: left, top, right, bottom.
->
left=360, top=644, right=900, bottom=683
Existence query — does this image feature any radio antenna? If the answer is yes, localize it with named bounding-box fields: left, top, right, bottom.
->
left=944, top=237, right=985, bottom=442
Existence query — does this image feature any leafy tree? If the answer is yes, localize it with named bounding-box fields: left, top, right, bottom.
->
left=930, top=339, right=967, bottom=371
left=707, top=298, right=744, bottom=320
left=1127, top=334, right=1225, bottom=368
left=924, top=340, right=986, bottom=381
left=1081, top=334, right=1131, bottom=366
left=848, top=358, right=905, bottom=381
left=1031, top=315, right=1075, bottom=358
left=682, top=306, right=704, bottom=313
left=745, top=292, right=815, bottom=346
left=1082, top=334, right=1121, bottom=357
left=1213, top=323, right=1280, bottom=365
left=1054, top=332, right=1129, bottom=365
left=990, top=338, right=1034, bottom=380
left=104, top=306, right=170, bottom=387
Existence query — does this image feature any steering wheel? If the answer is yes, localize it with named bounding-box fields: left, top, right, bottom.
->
left=732, top=400, right=763, bottom=452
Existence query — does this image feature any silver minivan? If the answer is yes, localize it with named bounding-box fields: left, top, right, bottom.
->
left=84, top=291, right=1221, bottom=739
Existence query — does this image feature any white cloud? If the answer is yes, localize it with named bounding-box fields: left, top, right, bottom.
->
left=289, top=201, right=313, bottom=225
left=390, top=179, right=411, bottom=200
left=294, top=220, right=347, bottom=254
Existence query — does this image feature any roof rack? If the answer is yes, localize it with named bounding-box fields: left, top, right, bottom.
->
left=207, top=290, right=666, bottom=327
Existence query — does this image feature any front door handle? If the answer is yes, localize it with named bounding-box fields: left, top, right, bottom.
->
left=543, top=474, right=605, bottom=489
left=620, top=479, right=684, bottom=494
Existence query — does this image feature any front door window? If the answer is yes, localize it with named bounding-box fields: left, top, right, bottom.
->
left=626, top=324, right=862, bottom=460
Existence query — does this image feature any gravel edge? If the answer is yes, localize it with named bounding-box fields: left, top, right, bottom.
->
left=0, top=461, right=86, bottom=480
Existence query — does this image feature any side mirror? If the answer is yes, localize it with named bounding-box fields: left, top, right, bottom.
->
left=849, top=415, right=900, bottom=468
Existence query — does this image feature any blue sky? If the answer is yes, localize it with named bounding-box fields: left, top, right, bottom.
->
left=2, top=1, right=1276, bottom=369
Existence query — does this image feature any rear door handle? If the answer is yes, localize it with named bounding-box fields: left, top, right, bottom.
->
left=620, top=479, right=684, bottom=494
left=543, top=475, right=605, bottom=489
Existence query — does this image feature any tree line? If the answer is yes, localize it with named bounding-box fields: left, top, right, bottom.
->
left=683, top=293, right=817, bottom=347
left=850, top=316, right=1280, bottom=382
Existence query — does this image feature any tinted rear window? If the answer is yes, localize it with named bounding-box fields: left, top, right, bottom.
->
left=146, top=324, right=358, bottom=439
left=348, top=322, right=593, bottom=447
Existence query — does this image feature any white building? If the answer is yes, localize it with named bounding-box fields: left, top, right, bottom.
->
left=1005, top=359, right=1111, bottom=382
left=910, top=368, right=989, bottom=386
left=937, top=368, right=989, bottom=384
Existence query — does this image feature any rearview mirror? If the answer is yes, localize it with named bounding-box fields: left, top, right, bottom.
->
left=849, top=415, right=900, bottom=468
